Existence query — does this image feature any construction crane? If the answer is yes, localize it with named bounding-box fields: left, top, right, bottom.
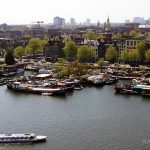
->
left=36, top=21, right=44, bottom=28
left=31, top=21, right=44, bottom=28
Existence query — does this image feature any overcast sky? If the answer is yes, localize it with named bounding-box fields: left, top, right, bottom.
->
left=0, top=0, right=149, bottom=24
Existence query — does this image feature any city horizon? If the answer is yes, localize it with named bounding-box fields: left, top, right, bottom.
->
left=0, top=0, right=149, bottom=25
left=0, top=16, right=150, bottom=26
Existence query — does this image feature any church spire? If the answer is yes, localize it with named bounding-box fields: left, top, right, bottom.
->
left=105, top=16, right=111, bottom=32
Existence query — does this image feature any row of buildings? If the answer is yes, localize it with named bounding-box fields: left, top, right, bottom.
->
left=44, top=35, right=148, bottom=62
left=44, top=19, right=150, bottom=62
left=0, top=18, right=150, bottom=63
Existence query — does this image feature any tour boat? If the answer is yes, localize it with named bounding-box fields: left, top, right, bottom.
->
left=0, top=133, right=47, bottom=143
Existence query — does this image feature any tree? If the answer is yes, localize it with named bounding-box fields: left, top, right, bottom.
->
left=146, top=32, right=150, bottom=40
left=112, top=33, right=122, bottom=39
left=83, top=32, right=97, bottom=40
left=27, top=38, right=42, bottom=56
left=123, top=32, right=128, bottom=37
left=14, top=46, right=25, bottom=59
left=120, top=50, right=129, bottom=63
left=64, top=40, right=77, bottom=60
left=40, top=39, right=48, bottom=51
left=44, top=35, right=49, bottom=42
left=97, top=34, right=106, bottom=40
left=77, top=45, right=95, bottom=62
left=129, top=30, right=138, bottom=37
left=128, top=49, right=140, bottom=63
left=145, top=49, right=150, bottom=62
left=25, top=45, right=31, bottom=55
left=97, top=57, right=105, bottom=68
left=5, top=50, right=15, bottom=65
left=136, top=41, right=145, bottom=63
left=105, top=45, right=116, bottom=62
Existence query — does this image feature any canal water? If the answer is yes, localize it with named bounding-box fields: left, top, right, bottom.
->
left=0, top=82, right=150, bottom=150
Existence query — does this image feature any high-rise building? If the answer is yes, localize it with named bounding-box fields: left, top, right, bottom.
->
left=53, top=17, right=65, bottom=27
left=125, top=20, right=130, bottom=23
left=133, top=17, right=145, bottom=24
left=70, top=18, right=75, bottom=26
left=86, top=19, right=91, bottom=26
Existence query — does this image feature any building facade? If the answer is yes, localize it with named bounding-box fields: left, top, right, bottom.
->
left=53, top=17, right=65, bottom=28
left=44, top=38, right=64, bottom=61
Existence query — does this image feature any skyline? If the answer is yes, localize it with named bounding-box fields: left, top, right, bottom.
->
left=0, top=0, right=149, bottom=24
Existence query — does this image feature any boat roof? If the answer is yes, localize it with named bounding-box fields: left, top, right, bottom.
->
left=133, top=84, right=150, bottom=89
left=0, top=133, right=35, bottom=137
left=35, top=74, right=51, bottom=78
left=142, top=87, right=150, bottom=90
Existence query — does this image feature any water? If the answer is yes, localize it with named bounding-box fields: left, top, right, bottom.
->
left=0, top=83, right=150, bottom=150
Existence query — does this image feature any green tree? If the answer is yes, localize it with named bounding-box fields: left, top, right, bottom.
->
left=146, top=32, right=150, bottom=40
left=27, top=38, right=42, bottom=56
left=136, top=41, right=145, bottom=63
left=120, top=50, right=129, bottom=63
left=14, top=46, right=25, bottom=59
left=5, top=50, right=15, bottom=65
left=25, top=45, right=31, bottom=55
left=112, top=33, right=122, bottom=39
left=97, top=57, right=105, bottom=68
left=57, top=58, right=66, bottom=64
left=123, top=32, right=128, bottom=37
left=129, top=30, right=138, bottom=37
left=97, top=34, right=106, bottom=40
left=44, top=35, right=49, bottom=42
left=83, top=32, right=97, bottom=40
left=128, top=49, right=140, bottom=63
left=145, top=49, right=150, bottom=62
left=40, top=39, right=48, bottom=51
left=105, top=45, right=116, bottom=62
left=64, top=40, right=77, bottom=60
left=77, top=45, right=95, bottom=62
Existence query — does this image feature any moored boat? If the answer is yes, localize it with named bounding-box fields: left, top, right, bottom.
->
left=0, top=133, right=46, bottom=143
left=74, top=85, right=83, bottom=90
left=7, top=81, right=66, bottom=96
left=141, top=87, right=150, bottom=97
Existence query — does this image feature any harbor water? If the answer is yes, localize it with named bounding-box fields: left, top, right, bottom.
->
left=0, top=82, right=150, bottom=150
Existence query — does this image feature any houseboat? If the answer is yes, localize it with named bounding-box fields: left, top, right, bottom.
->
left=0, top=133, right=46, bottom=143
left=7, top=81, right=66, bottom=96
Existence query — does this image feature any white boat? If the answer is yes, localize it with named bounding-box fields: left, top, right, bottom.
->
left=0, top=133, right=47, bottom=143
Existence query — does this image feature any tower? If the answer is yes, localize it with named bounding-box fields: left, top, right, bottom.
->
left=104, top=17, right=111, bottom=32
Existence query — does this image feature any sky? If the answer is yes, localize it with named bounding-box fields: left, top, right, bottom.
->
left=0, top=0, right=149, bottom=24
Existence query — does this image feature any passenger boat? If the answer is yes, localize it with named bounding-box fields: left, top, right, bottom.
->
left=0, top=133, right=46, bottom=143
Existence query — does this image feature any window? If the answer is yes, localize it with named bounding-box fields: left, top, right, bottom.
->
left=134, top=41, right=136, bottom=46
left=127, top=41, right=129, bottom=46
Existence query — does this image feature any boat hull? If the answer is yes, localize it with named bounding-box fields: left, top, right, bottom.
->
left=0, top=134, right=47, bottom=144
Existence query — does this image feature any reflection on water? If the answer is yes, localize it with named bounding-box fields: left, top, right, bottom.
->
left=0, top=84, right=150, bottom=150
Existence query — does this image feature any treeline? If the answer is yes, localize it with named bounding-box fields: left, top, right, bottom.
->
left=4, top=37, right=48, bottom=65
